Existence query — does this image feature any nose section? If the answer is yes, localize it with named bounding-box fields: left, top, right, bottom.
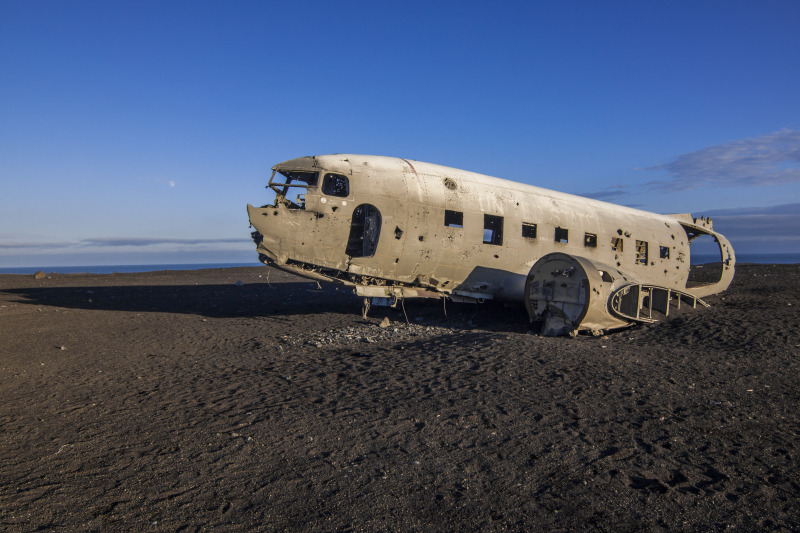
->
left=247, top=204, right=284, bottom=263
left=247, top=204, right=266, bottom=238
left=246, top=203, right=261, bottom=225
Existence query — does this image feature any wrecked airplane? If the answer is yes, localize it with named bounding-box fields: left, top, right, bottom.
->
left=247, top=155, right=735, bottom=336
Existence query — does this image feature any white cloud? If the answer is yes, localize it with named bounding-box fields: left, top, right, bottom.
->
left=579, top=184, right=630, bottom=201
left=644, top=129, right=800, bottom=190
left=697, top=203, right=800, bottom=253
left=81, top=237, right=249, bottom=247
left=701, top=203, right=800, bottom=241
left=0, top=237, right=253, bottom=257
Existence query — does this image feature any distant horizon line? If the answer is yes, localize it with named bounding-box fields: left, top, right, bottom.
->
left=0, top=262, right=263, bottom=275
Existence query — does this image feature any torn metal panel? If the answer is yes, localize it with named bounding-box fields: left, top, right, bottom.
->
left=247, top=154, right=735, bottom=335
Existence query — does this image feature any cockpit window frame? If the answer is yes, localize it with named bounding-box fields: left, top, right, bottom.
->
left=268, top=169, right=319, bottom=209
left=268, top=170, right=319, bottom=194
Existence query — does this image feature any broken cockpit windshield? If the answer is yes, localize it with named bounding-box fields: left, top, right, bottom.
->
left=267, top=170, right=319, bottom=209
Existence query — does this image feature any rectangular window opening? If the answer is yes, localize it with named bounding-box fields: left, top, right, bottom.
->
left=611, top=237, right=624, bottom=252
left=483, top=214, right=504, bottom=245
left=444, top=210, right=463, bottom=228
left=660, top=246, right=670, bottom=259
left=584, top=232, right=597, bottom=248
left=636, top=240, right=648, bottom=265
left=522, top=222, right=537, bottom=239
left=555, top=227, right=569, bottom=244
left=322, top=173, right=350, bottom=197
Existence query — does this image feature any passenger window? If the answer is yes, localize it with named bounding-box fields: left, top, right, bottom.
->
left=611, top=237, right=624, bottom=252
left=555, top=227, right=569, bottom=244
left=660, top=246, right=670, bottom=259
left=584, top=233, right=597, bottom=248
left=522, top=222, right=537, bottom=239
left=322, top=173, right=350, bottom=197
left=444, top=210, right=463, bottom=228
left=483, top=214, right=503, bottom=245
left=636, top=240, right=648, bottom=265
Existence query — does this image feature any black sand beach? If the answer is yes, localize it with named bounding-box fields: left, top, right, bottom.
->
left=1, top=264, right=798, bottom=531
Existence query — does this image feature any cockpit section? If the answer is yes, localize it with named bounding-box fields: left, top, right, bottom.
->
left=250, top=159, right=372, bottom=280
left=265, top=168, right=352, bottom=210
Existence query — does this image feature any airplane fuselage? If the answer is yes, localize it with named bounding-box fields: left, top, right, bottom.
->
left=247, top=154, right=734, bottom=334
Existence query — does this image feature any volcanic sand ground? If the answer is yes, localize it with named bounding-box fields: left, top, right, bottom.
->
left=1, top=264, right=798, bottom=532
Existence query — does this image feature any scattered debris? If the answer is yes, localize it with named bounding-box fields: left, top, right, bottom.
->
left=278, top=321, right=456, bottom=349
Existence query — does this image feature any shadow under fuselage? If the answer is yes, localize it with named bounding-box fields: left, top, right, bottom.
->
left=2, top=281, right=531, bottom=331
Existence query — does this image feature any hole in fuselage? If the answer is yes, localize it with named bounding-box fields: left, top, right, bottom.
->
left=346, top=204, right=382, bottom=258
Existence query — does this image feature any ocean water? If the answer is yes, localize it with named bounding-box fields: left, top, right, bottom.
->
left=0, top=262, right=263, bottom=275
left=1, top=254, right=798, bottom=275
left=691, top=253, right=800, bottom=265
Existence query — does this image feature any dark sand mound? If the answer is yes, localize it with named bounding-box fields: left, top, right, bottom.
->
left=1, top=264, right=798, bottom=531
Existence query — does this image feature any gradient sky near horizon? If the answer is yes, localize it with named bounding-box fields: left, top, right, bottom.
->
left=2, top=0, right=799, bottom=267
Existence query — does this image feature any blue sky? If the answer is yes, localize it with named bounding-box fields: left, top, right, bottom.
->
left=1, top=0, right=799, bottom=267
